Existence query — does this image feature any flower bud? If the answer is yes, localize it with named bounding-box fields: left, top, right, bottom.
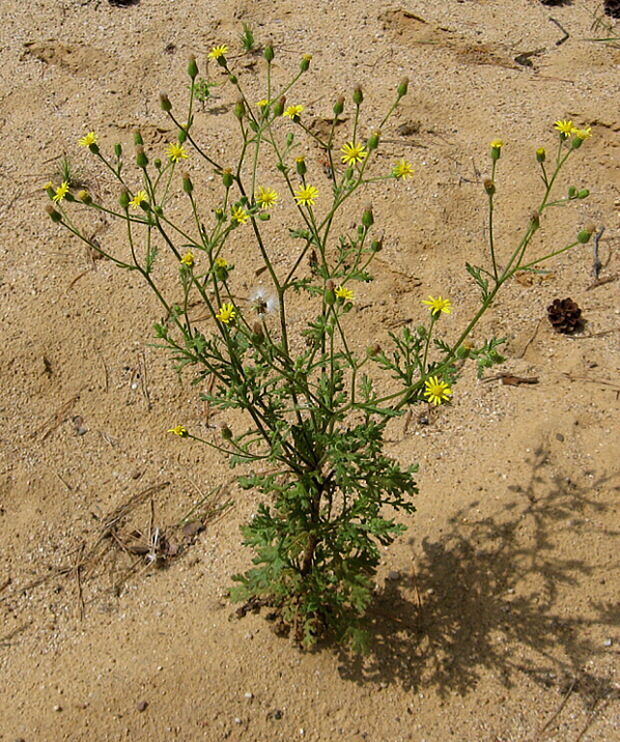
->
left=263, top=44, right=274, bottom=62
left=367, top=343, right=382, bottom=358
left=46, top=204, right=62, bottom=223
left=577, top=224, right=595, bottom=244
left=362, top=205, right=374, bottom=228
left=258, top=212, right=270, bottom=221
left=344, top=166, right=354, bottom=181
left=333, top=96, right=345, bottom=117
left=295, top=156, right=307, bottom=176
left=187, top=54, right=198, bottom=80
left=222, top=169, right=234, bottom=188
left=154, top=158, right=162, bottom=170
left=484, top=178, right=495, bottom=196
left=135, top=146, right=148, bottom=169
left=216, top=54, right=227, bottom=68
left=371, top=238, right=383, bottom=252
left=568, top=186, right=577, bottom=198
left=325, top=280, right=336, bottom=305
left=134, top=129, right=144, bottom=146
left=234, top=99, right=245, bottom=120
left=45, top=184, right=56, bottom=199
left=114, top=143, right=122, bottom=158
left=530, top=210, right=540, bottom=228
left=300, top=53, right=312, bottom=72
left=273, top=96, right=286, bottom=117
left=182, top=172, right=193, bottom=194
left=64, top=191, right=76, bottom=203
left=177, top=127, right=187, bottom=143
left=571, top=136, right=583, bottom=150
left=397, top=77, right=409, bottom=98
left=536, top=147, right=545, bottom=163
left=252, top=322, right=265, bottom=345
left=78, top=190, right=92, bottom=204
left=119, top=187, right=131, bottom=210
left=159, top=92, right=172, bottom=112
left=352, top=85, right=363, bottom=105
left=215, top=207, right=226, bottom=222
left=228, top=73, right=238, bottom=85
left=577, top=189, right=589, bottom=199
left=367, top=130, right=380, bottom=151
left=221, top=424, right=233, bottom=440
left=88, top=142, right=100, bottom=155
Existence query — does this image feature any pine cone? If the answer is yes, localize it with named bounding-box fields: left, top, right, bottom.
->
left=604, top=0, right=620, bottom=19
left=547, top=298, right=582, bottom=334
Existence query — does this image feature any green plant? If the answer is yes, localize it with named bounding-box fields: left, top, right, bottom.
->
left=240, top=23, right=257, bottom=53
left=46, top=45, right=594, bottom=651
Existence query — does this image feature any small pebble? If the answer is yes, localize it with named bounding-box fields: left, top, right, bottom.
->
left=136, top=700, right=148, bottom=712
left=274, top=709, right=283, bottom=720
left=53, top=705, right=62, bottom=712
left=244, top=692, right=253, bottom=699
left=603, top=638, right=613, bottom=647
left=555, top=433, right=564, bottom=442
left=234, top=717, right=242, bottom=724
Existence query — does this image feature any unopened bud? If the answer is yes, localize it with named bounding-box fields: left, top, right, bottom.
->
left=154, top=158, right=162, bottom=170
left=222, top=169, right=234, bottom=188
left=530, top=210, right=540, bottom=228
left=352, top=85, right=363, bottom=105
left=577, top=224, right=596, bottom=244
left=371, top=238, right=383, bottom=252
left=484, top=178, right=495, bottom=196
left=263, top=44, right=274, bottom=63
left=333, top=96, right=345, bottom=117
left=367, top=130, right=380, bottom=151
left=367, top=343, right=382, bottom=358
left=295, top=156, right=306, bottom=176
left=182, top=172, right=193, bottom=194
left=187, top=54, right=198, bottom=80
left=397, top=77, right=409, bottom=98
left=273, top=96, right=286, bottom=117
left=114, top=143, right=122, bottom=158
left=119, top=187, right=131, bottom=210
left=177, top=127, right=187, bottom=144
left=568, top=186, right=577, bottom=198
left=578, top=189, right=589, bottom=199
left=536, top=147, right=546, bottom=163
left=134, top=129, right=144, bottom=146
left=159, top=92, right=172, bottom=112
left=78, top=190, right=92, bottom=204
left=571, top=136, right=583, bottom=150
left=136, top=146, right=148, bottom=169
left=258, top=212, right=270, bottom=221
left=234, top=99, right=245, bottom=120
left=221, top=424, right=233, bottom=440
left=228, top=73, right=238, bottom=85
left=344, top=166, right=354, bottom=181
left=362, top=205, right=374, bottom=228
left=300, top=53, right=312, bottom=72
left=46, top=204, right=62, bottom=223
left=325, top=280, right=336, bottom=305
left=252, top=322, right=265, bottom=345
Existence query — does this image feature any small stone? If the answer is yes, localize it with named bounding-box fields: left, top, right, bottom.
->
left=603, top=638, right=613, bottom=647
left=425, top=588, right=434, bottom=595
left=53, top=705, right=62, bottom=712
left=131, top=470, right=142, bottom=480
left=244, top=692, right=253, bottom=699
left=555, top=433, right=564, bottom=442
left=274, top=709, right=283, bottom=720
left=136, top=700, right=148, bottom=712
left=234, top=717, right=242, bottom=724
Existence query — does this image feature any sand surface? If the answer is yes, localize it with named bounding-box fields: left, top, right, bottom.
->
left=1, top=1, right=619, bottom=740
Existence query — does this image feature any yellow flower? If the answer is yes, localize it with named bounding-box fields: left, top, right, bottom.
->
left=129, top=190, right=148, bottom=209
left=490, top=139, right=503, bottom=149
left=167, top=143, right=188, bottom=163
left=208, top=45, right=228, bottom=60
left=216, top=303, right=236, bottom=324
left=283, top=104, right=304, bottom=119
left=257, top=99, right=269, bottom=108
left=424, top=376, right=452, bottom=406
left=341, top=141, right=368, bottom=166
left=255, top=186, right=279, bottom=208
left=167, top=425, right=188, bottom=437
left=572, top=126, right=591, bottom=140
left=294, top=185, right=318, bottom=207
left=554, top=120, right=573, bottom=136
left=392, top=159, right=415, bottom=180
left=422, top=295, right=452, bottom=316
left=335, top=285, right=354, bottom=302
left=215, top=256, right=228, bottom=268
left=78, top=131, right=97, bottom=147
left=231, top=205, right=248, bottom=224
left=180, top=251, right=195, bottom=268
left=52, top=181, right=70, bottom=202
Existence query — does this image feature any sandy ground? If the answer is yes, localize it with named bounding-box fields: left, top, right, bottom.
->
left=1, top=0, right=619, bottom=740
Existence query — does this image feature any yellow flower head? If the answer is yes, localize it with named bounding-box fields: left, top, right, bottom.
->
left=335, top=285, right=354, bottom=302
left=43, top=181, right=54, bottom=191
left=216, top=303, right=236, bottom=324
left=78, top=131, right=97, bottom=147
left=52, top=181, right=70, bottom=203
left=215, top=256, right=229, bottom=268
left=572, top=126, right=591, bottom=140
left=255, top=186, right=279, bottom=209
left=167, top=425, right=188, bottom=437
left=422, top=295, right=452, bottom=316
left=284, top=104, right=304, bottom=120
left=257, top=99, right=269, bottom=108
left=341, top=141, right=368, bottom=166
left=392, top=159, right=415, bottom=180
left=490, top=139, right=503, bottom=149
left=554, top=120, right=573, bottom=136
left=180, top=251, right=195, bottom=268
left=424, top=376, right=453, bottom=407
left=208, top=45, right=228, bottom=60
left=129, top=190, right=148, bottom=209
left=294, top=185, right=318, bottom=207
left=167, top=142, right=188, bottom=163
left=231, top=205, right=248, bottom=224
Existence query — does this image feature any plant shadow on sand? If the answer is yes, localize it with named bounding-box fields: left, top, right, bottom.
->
left=336, top=447, right=620, bottom=706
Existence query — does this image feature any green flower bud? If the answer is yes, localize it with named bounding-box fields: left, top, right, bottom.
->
left=159, top=92, right=172, bottom=112
left=153, top=205, right=163, bottom=216
left=154, top=158, right=162, bottom=170
left=46, top=204, right=62, bottom=223
left=484, top=178, right=495, bottom=196
left=536, top=147, right=545, bottom=163
left=367, top=343, right=382, bottom=358
left=333, top=96, right=345, bottom=117
left=88, top=143, right=100, bottom=155
left=577, top=224, right=595, bottom=244
left=45, top=185, right=55, bottom=199
left=228, top=73, right=238, bottom=85
left=136, top=146, right=148, bottom=169
left=222, top=169, right=234, bottom=188
left=273, top=96, right=286, bottom=117
left=258, top=212, right=270, bottom=221
left=234, top=99, right=245, bottom=120
left=371, top=239, right=383, bottom=252
left=177, top=127, right=187, bottom=143
left=187, top=54, right=198, bottom=80
left=182, top=172, right=193, bottom=194
left=397, top=77, right=409, bottom=98
left=362, top=205, right=374, bottom=228
left=119, top=188, right=131, bottom=210
left=215, top=207, right=226, bottom=222
left=114, top=143, right=122, bottom=158
left=578, top=189, right=589, bottom=199
left=367, top=130, right=380, bottom=151
left=64, top=191, right=76, bottom=202
left=134, top=129, right=144, bottom=146
left=568, top=186, right=577, bottom=198
left=248, top=120, right=259, bottom=132
left=216, top=54, right=227, bottom=68
left=78, top=190, right=92, bottom=205
left=263, top=44, right=274, bottom=62
left=325, top=280, right=336, bottom=305
left=571, top=136, right=583, bottom=150
left=344, top=166, right=354, bottom=181
left=352, top=85, right=363, bottom=105
left=221, top=424, right=233, bottom=440
left=300, top=53, right=312, bottom=72
left=530, top=210, right=540, bottom=228
left=295, top=156, right=307, bottom=177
